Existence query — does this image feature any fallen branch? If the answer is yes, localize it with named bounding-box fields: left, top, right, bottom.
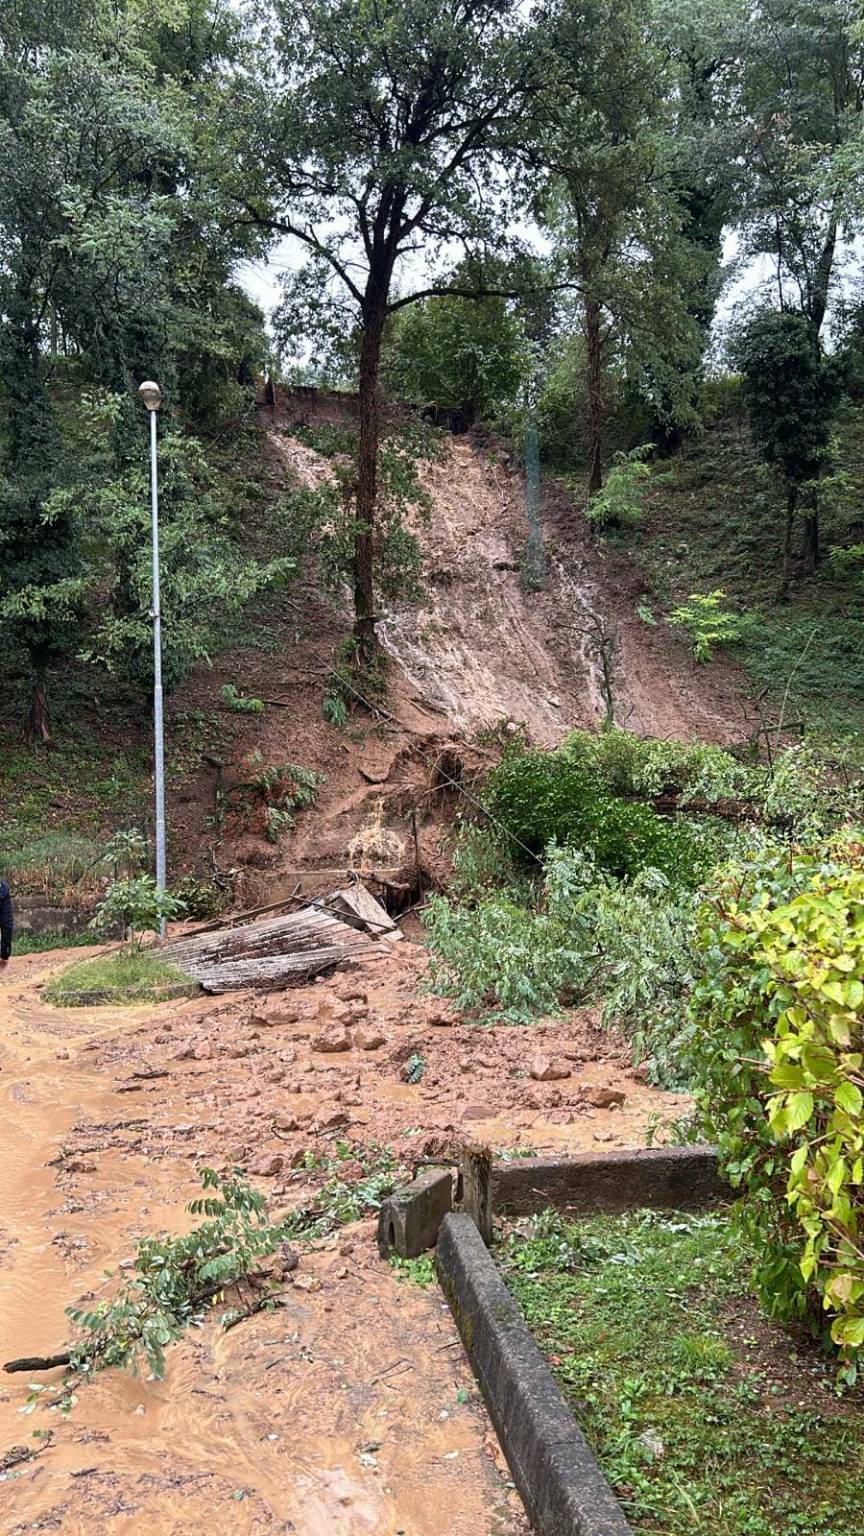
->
left=4, top=1352, right=71, bottom=1375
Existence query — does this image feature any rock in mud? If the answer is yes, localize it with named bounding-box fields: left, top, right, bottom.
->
left=312, top=1025, right=352, bottom=1053
left=354, top=1026, right=386, bottom=1051
left=317, top=1109, right=350, bottom=1131
left=333, top=980, right=368, bottom=1004
left=249, top=1151, right=285, bottom=1177
left=529, top=1055, right=571, bottom=1082
left=585, top=1086, right=626, bottom=1109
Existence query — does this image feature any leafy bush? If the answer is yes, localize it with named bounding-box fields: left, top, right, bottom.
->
left=691, top=837, right=864, bottom=1378
left=586, top=445, right=652, bottom=531
left=485, top=746, right=711, bottom=885
left=669, top=590, right=742, bottom=662
left=220, top=683, right=266, bottom=714
left=425, top=842, right=701, bottom=1038
left=229, top=753, right=324, bottom=843
left=171, top=875, right=226, bottom=921
left=424, top=881, right=592, bottom=1022
left=91, top=876, right=185, bottom=944
left=62, top=1169, right=290, bottom=1384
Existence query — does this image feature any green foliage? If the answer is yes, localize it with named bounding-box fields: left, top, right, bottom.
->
left=220, top=684, right=266, bottom=714
left=76, top=429, right=293, bottom=700
left=485, top=745, right=711, bottom=883
left=390, top=1253, right=436, bottom=1287
left=502, top=1208, right=864, bottom=1536
left=45, top=945, right=195, bottom=1007
left=229, top=753, right=323, bottom=844
left=62, top=1169, right=290, bottom=1385
left=0, top=831, right=102, bottom=897
left=732, top=310, right=843, bottom=491
left=586, top=445, right=653, bottom=531
left=405, top=1052, right=427, bottom=1085
left=668, top=589, right=741, bottom=662
left=90, top=876, right=185, bottom=945
left=385, top=288, right=528, bottom=423
left=171, top=875, right=226, bottom=921
left=0, top=0, right=270, bottom=735
left=101, top=827, right=147, bottom=880
left=13, top=929, right=101, bottom=956
left=691, top=836, right=864, bottom=1377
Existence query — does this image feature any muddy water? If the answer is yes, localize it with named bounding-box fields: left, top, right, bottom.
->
left=0, top=954, right=528, bottom=1536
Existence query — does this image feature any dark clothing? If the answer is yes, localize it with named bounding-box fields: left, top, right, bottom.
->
left=0, top=881, right=12, bottom=960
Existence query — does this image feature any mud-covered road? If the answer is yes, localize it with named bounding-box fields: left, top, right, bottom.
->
left=0, top=942, right=683, bottom=1534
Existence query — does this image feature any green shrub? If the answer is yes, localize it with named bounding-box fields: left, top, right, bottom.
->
left=220, top=683, right=266, bottom=714
left=423, top=884, right=593, bottom=1021
left=91, top=876, right=185, bottom=945
left=586, top=445, right=652, bottom=531
left=171, top=875, right=226, bottom=921
left=691, top=837, right=864, bottom=1378
left=485, top=746, right=711, bottom=885
left=669, top=590, right=741, bottom=663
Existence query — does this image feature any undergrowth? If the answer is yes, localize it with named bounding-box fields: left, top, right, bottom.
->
left=501, top=1208, right=864, bottom=1536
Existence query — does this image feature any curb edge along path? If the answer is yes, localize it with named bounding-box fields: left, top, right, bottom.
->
left=437, top=1213, right=633, bottom=1536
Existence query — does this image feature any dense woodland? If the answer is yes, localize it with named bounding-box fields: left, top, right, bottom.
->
left=6, top=0, right=864, bottom=1506
left=2, top=0, right=864, bottom=738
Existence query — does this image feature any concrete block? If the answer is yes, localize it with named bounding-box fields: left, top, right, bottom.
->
left=437, top=1213, right=632, bottom=1536
left=377, top=1168, right=453, bottom=1259
left=492, top=1144, right=725, bottom=1217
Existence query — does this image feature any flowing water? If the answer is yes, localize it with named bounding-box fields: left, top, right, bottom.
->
left=0, top=952, right=527, bottom=1535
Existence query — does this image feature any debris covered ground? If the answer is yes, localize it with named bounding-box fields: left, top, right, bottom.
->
left=0, top=940, right=681, bottom=1534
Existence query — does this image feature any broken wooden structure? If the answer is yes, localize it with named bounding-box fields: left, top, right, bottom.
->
left=163, top=882, right=399, bottom=994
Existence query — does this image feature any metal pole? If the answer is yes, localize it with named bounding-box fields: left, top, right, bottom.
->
left=149, top=407, right=167, bottom=938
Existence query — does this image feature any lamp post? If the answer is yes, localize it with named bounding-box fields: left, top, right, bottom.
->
left=138, top=380, right=167, bottom=938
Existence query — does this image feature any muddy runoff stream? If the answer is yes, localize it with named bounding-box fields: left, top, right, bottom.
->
left=0, top=951, right=531, bottom=1536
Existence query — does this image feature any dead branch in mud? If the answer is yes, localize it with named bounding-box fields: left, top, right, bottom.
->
left=4, top=1352, right=71, bottom=1374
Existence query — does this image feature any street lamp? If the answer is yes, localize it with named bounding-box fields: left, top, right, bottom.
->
left=138, top=380, right=167, bottom=938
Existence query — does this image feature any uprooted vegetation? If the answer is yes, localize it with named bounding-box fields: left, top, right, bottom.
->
left=426, top=727, right=864, bottom=1378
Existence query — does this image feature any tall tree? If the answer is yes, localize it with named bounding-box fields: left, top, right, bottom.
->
left=233, top=0, right=538, bottom=662
left=733, top=308, right=843, bottom=584
left=0, top=0, right=268, bottom=736
left=738, top=0, right=864, bottom=334
left=534, top=0, right=702, bottom=494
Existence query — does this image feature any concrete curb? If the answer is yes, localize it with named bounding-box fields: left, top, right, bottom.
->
left=437, top=1212, right=633, bottom=1536
left=492, top=1144, right=724, bottom=1216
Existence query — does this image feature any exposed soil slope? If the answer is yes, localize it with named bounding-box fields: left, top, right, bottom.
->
left=180, top=392, right=751, bottom=897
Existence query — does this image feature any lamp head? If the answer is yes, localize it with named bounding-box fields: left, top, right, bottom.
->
left=138, top=380, right=161, bottom=412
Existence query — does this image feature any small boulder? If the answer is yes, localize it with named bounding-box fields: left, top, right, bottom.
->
left=249, top=1151, right=285, bottom=1178
left=585, top=1086, right=625, bottom=1109
left=317, top=1109, right=350, bottom=1131
left=192, top=1040, right=213, bottom=1061
left=529, top=1055, right=571, bottom=1082
left=311, top=1025, right=352, bottom=1054
left=354, top=1026, right=386, bottom=1051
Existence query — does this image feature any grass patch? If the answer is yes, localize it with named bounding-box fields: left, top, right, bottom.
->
left=13, top=930, right=102, bottom=956
left=0, top=831, right=104, bottom=899
left=44, top=947, right=197, bottom=1007
left=500, top=1209, right=864, bottom=1536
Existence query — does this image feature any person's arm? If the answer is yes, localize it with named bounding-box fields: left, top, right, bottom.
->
left=0, top=886, right=13, bottom=964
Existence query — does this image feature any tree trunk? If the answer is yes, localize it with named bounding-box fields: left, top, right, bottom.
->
left=584, top=295, right=604, bottom=496
left=810, top=214, right=838, bottom=336
left=24, top=656, right=52, bottom=746
left=802, top=504, right=819, bottom=573
left=354, top=305, right=386, bottom=665
left=780, top=483, right=797, bottom=600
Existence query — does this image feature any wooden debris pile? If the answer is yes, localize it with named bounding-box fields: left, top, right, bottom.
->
left=164, top=883, right=398, bottom=994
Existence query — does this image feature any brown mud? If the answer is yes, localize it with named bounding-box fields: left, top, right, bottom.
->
left=0, top=943, right=683, bottom=1534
